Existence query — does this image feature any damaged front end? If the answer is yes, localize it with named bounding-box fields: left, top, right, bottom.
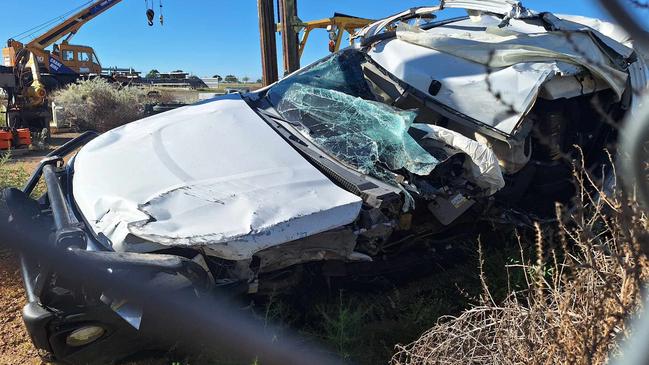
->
left=4, top=134, right=212, bottom=364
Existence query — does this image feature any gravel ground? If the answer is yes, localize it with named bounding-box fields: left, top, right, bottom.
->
left=0, top=249, right=43, bottom=365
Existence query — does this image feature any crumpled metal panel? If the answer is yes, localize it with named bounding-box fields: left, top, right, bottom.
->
left=629, top=57, right=649, bottom=113
left=412, top=124, right=505, bottom=195
left=269, top=52, right=440, bottom=182
left=441, top=0, right=536, bottom=19
left=354, top=1, right=534, bottom=41
left=72, top=94, right=363, bottom=260
left=367, top=35, right=557, bottom=139
left=395, top=21, right=628, bottom=98
left=367, top=14, right=629, bottom=139
left=353, top=6, right=440, bottom=40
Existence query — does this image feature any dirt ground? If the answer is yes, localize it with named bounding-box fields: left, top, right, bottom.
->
left=0, top=249, right=43, bottom=365
left=0, top=133, right=80, bottom=365
left=3, top=132, right=80, bottom=170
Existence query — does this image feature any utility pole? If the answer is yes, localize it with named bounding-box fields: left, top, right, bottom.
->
left=278, top=0, right=300, bottom=75
left=257, top=0, right=278, bottom=86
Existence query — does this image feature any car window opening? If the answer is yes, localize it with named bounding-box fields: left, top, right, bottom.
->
left=266, top=49, right=501, bottom=204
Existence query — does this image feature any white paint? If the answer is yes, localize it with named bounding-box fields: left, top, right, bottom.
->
left=198, top=92, right=221, bottom=100
left=73, top=94, right=362, bottom=260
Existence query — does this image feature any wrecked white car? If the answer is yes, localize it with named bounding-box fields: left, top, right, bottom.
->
left=3, top=1, right=647, bottom=363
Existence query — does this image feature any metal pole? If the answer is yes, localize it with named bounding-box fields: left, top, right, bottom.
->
left=279, top=0, right=300, bottom=75
left=258, top=0, right=278, bottom=86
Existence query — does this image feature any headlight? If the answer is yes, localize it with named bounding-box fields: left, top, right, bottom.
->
left=65, top=325, right=105, bottom=347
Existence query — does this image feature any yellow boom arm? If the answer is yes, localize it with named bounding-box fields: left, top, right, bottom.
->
left=27, top=0, right=124, bottom=51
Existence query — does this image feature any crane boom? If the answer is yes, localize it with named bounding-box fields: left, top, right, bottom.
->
left=28, top=0, right=123, bottom=50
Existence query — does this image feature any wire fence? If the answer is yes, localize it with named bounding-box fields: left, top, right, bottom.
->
left=2, top=1, right=649, bottom=364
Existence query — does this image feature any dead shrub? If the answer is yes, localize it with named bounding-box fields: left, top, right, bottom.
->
left=391, top=158, right=649, bottom=365
left=52, top=78, right=148, bottom=132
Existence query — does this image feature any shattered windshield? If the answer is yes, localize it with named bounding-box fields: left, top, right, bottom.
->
left=266, top=49, right=440, bottom=183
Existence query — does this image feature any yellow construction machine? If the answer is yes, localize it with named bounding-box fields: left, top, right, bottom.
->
left=3, top=0, right=125, bottom=77
left=1, top=0, right=127, bottom=130
left=294, top=13, right=374, bottom=58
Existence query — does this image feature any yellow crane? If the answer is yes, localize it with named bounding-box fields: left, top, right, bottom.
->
left=3, top=0, right=126, bottom=77
left=0, top=0, right=131, bottom=131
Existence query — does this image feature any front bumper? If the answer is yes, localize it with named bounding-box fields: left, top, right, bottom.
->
left=7, top=132, right=211, bottom=364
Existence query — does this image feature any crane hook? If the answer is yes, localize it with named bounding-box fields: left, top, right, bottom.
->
left=145, top=0, right=155, bottom=26
left=146, top=8, right=155, bottom=26
left=159, top=0, right=164, bottom=26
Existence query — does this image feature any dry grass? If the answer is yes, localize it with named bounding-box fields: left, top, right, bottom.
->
left=391, top=157, right=649, bottom=365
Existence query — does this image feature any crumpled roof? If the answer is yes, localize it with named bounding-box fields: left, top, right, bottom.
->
left=395, top=22, right=628, bottom=98
left=367, top=13, right=631, bottom=139
left=441, top=0, right=536, bottom=19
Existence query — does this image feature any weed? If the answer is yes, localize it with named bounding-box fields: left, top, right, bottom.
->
left=0, top=151, right=29, bottom=190
left=315, top=291, right=368, bottom=360
left=0, top=152, right=44, bottom=196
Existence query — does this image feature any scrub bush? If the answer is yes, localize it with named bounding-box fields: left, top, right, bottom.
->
left=52, top=78, right=148, bottom=132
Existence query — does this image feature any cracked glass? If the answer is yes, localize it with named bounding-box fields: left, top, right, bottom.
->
left=267, top=50, right=439, bottom=182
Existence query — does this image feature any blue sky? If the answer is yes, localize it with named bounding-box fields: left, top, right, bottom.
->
left=1, top=1, right=608, bottom=79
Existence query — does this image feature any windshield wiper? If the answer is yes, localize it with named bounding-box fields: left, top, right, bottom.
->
left=256, top=104, right=302, bottom=127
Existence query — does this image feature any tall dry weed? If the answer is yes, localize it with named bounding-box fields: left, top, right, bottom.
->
left=391, top=158, right=649, bottom=365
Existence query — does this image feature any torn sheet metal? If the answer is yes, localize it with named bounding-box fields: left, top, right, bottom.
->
left=543, top=13, right=633, bottom=59
left=254, top=229, right=359, bottom=273
left=441, top=0, right=536, bottom=19
left=412, top=124, right=505, bottom=195
left=353, top=6, right=440, bottom=41
left=354, top=1, right=533, bottom=41
left=367, top=35, right=557, bottom=139
left=395, top=20, right=627, bottom=98
left=73, top=94, right=362, bottom=260
left=367, top=15, right=627, bottom=139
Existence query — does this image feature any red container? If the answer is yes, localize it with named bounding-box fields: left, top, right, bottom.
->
left=0, top=130, right=13, bottom=150
left=16, top=128, right=31, bottom=147
left=0, top=130, right=11, bottom=150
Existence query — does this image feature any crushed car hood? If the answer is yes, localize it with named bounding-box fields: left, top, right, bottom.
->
left=72, top=94, right=363, bottom=260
